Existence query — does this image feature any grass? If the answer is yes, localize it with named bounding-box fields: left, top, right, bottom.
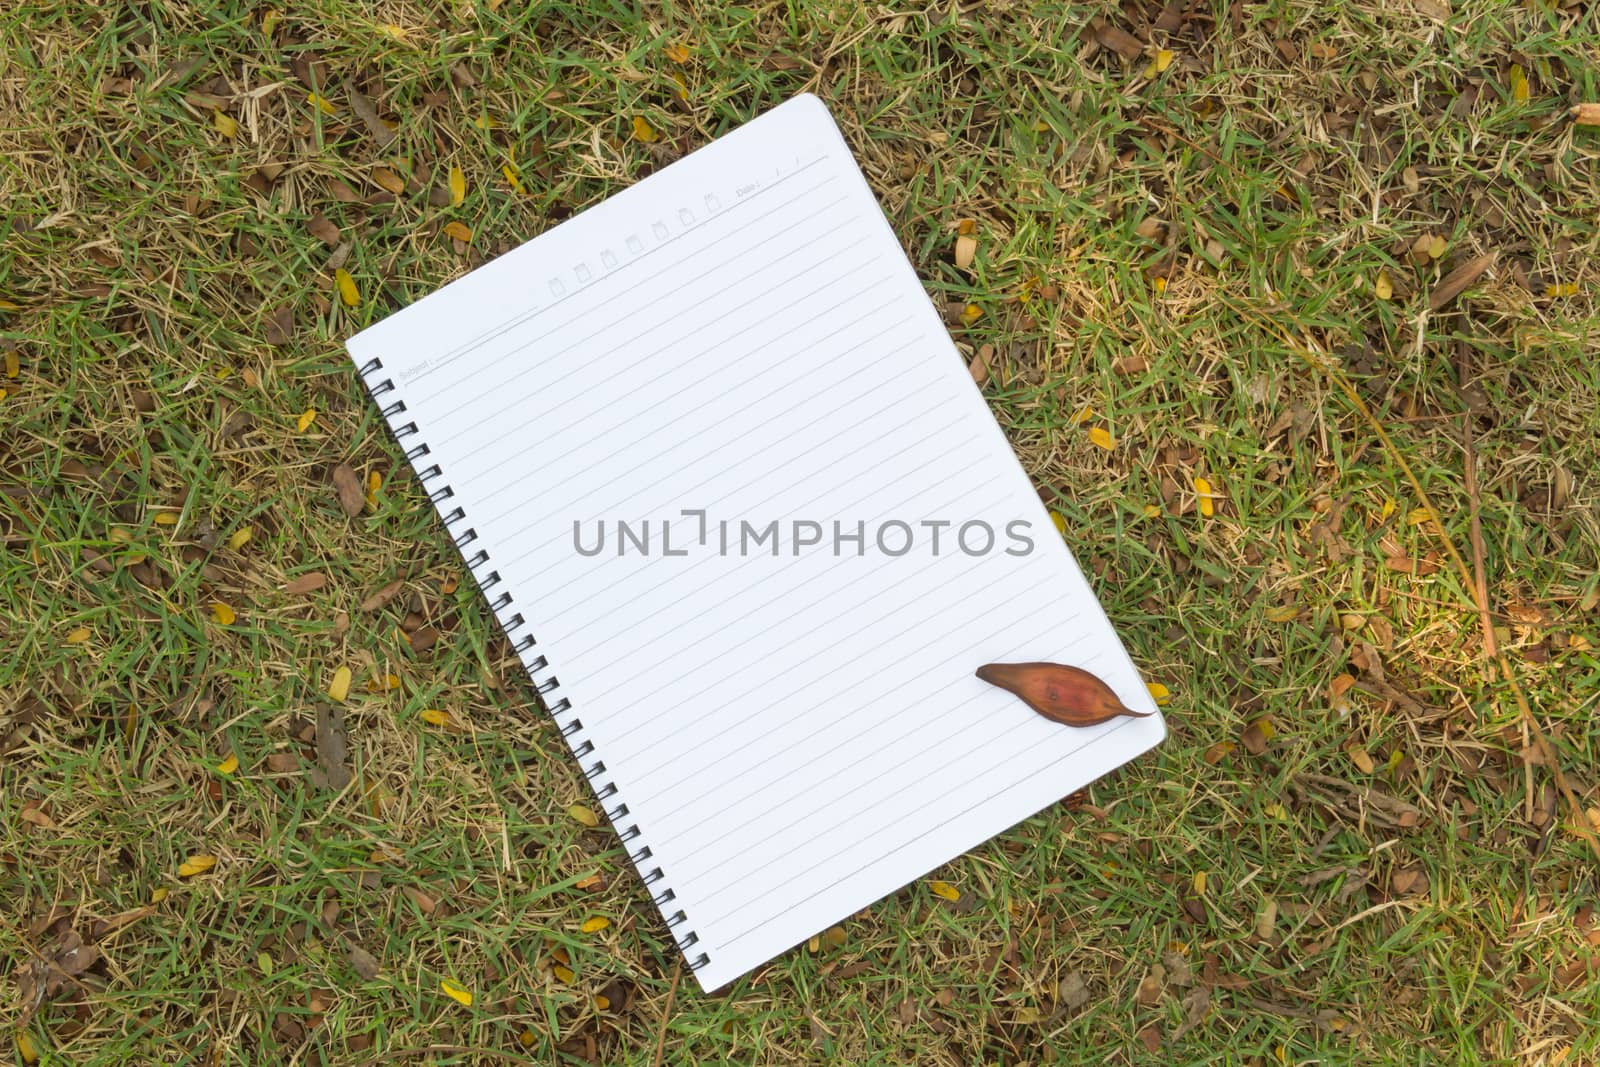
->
left=3, top=0, right=1599, bottom=1063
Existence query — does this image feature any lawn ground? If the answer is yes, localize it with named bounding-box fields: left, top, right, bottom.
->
left=3, top=1, right=1599, bottom=1063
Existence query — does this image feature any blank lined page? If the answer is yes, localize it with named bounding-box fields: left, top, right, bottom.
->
left=348, top=94, right=1164, bottom=992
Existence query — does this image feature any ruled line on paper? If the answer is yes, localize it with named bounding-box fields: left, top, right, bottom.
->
left=712, top=711, right=1143, bottom=948
left=667, top=635, right=1099, bottom=908
left=585, top=512, right=999, bottom=722
left=600, top=528, right=1027, bottom=766
left=487, top=318, right=923, bottom=569
left=466, top=262, right=896, bottom=530
left=431, top=210, right=867, bottom=447
left=643, top=600, right=1077, bottom=830
left=407, top=155, right=834, bottom=385
left=480, top=295, right=900, bottom=507
left=470, top=300, right=912, bottom=532
left=607, top=541, right=1048, bottom=781
left=543, top=442, right=989, bottom=661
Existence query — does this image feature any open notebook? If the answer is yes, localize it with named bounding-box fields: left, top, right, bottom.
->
left=347, top=94, right=1164, bottom=992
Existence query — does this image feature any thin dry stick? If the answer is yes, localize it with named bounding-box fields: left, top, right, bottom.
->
left=651, top=957, right=683, bottom=1067
left=1244, top=310, right=1600, bottom=863
left=1457, top=376, right=1533, bottom=820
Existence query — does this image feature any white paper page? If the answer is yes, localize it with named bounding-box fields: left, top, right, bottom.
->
left=348, top=94, right=1164, bottom=992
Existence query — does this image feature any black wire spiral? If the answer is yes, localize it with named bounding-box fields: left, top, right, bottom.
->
left=354, top=355, right=709, bottom=970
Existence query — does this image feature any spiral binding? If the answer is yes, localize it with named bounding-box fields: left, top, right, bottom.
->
left=355, top=356, right=709, bottom=972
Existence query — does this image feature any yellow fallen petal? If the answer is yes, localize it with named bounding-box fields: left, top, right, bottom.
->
left=217, top=754, right=239, bottom=775
left=1088, top=426, right=1115, bottom=450
left=594, top=994, right=611, bottom=1010
left=213, top=110, right=239, bottom=139
left=308, top=91, right=337, bottom=115
left=1374, top=269, right=1393, bottom=301
left=440, top=978, right=474, bottom=1006
left=960, top=303, right=983, bottom=325
left=1510, top=63, right=1530, bottom=103
left=1192, top=870, right=1208, bottom=895
left=1050, top=511, right=1067, bottom=536
left=1142, top=48, right=1175, bottom=78
left=210, top=602, right=236, bottom=625
left=150, top=887, right=170, bottom=904
left=1543, top=282, right=1579, bottom=298
left=327, top=665, right=352, bottom=703
left=420, top=708, right=451, bottom=726
left=227, top=525, right=252, bottom=550
left=66, top=626, right=91, bottom=645
left=1194, top=476, right=1215, bottom=517
left=1153, top=275, right=1168, bottom=294
left=1265, top=603, right=1299, bottom=623
left=552, top=964, right=576, bottom=984
left=632, top=115, right=659, bottom=143
left=449, top=165, right=466, bottom=206
left=153, top=511, right=180, bottom=525
left=261, top=8, right=279, bottom=33
left=665, top=42, right=690, bottom=64
left=567, top=804, right=599, bottom=827
left=365, top=672, right=401, bottom=693
left=443, top=221, right=473, bottom=243
left=378, top=22, right=407, bottom=40
left=3, top=350, right=17, bottom=378
left=580, top=916, right=610, bottom=933
left=16, top=1030, right=39, bottom=1064
left=296, top=408, right=317, bottom=432
left=335, top=268, right=360, bottom=308
left=502, top=161, right=524, bottom=193
left=929, top=880, right=960, bottom=901
left=1408, top=506, right=1437, bottom=526
left=1147, top=682, right=1171, bottom=706
left=1142, top=504, right=1162, bottom=519
left=1073, top=405, right=1095, bottom=425
left=178, top=854, right=217, bottom=878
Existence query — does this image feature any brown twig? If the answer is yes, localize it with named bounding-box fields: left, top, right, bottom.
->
left=1233, top=303, right=1600, bottom=864
left=651, top=957, right=683, bottom=1067
left=1455, top=353, right=1532, bottom=820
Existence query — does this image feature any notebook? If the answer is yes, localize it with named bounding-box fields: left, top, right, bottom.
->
left=346, top=94, right=1165, bottom=992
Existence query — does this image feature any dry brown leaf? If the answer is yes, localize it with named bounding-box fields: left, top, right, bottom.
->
left=1112, top=354, right=1150, bottom=375
left=371, top=167, right=406, bottom=196
left=976, top=662, right=1152, bottom=726
left=409, top=626, right=439, bottom=653
left=969, top=343, right=993, bottom=386
left=347, top=84, right=396, bottom=146
left=327, top=177, right=364, bottom=203
left=1428, top=251, right=1496, bottom=311
left=403, top=885, right=439, bottom=916
left=345, top=939, right=381, bottom=979
left=360, top=578, right=404, bottom=612
left=264, top=303, right=294, bottom=346
left=308, top=214, right=341, bottom=247
left=331, top=463, right=365, bottom=517
left=310, top=702, right=352, bottom=790
left=1345, top=744, right=1376, bottom=774
left=266, top=752, right=300, bottom=773
left=282, top=572, right=328, bottom=595
left=954, top=234, right=977, bottom=271
left=1095, top=21, right=1145, bottom=60
left=1572, top=103, right=1600, bottom=126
